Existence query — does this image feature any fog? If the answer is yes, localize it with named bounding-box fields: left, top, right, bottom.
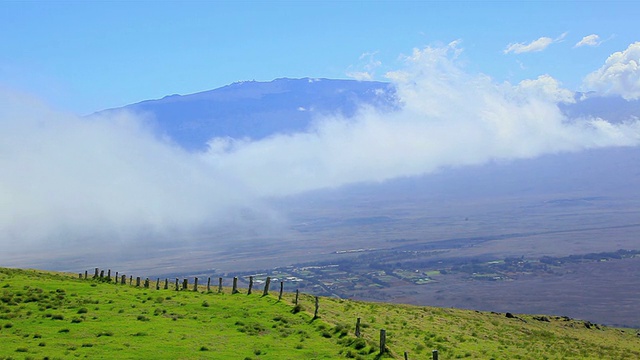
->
left=1, top=43, right=639, bottom=259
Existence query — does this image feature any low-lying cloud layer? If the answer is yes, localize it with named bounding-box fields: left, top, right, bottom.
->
left=2, top=42, right=640, bottom=256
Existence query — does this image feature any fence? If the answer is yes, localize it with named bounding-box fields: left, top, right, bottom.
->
left=80, top=267, right=440, bottom=359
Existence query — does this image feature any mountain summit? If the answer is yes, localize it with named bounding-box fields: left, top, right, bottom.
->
left=96, top=78, right=396, bottom=151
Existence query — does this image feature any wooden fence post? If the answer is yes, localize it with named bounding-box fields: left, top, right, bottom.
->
left=99, top=270, right=104, bottom=279
left=313, top=296, right=319, bottom=319
left=218, top=277, right=223, bottom=293
left=164, top=278, right=168, bottom=290
left=182, top=279, right=188, bottom=290
left=84, top=270, right=88, bottom=279
left=175, top=278, right=179, bottom=291
left=295, top=289, right=299, bottom=305
left=356, top=318, right=361, bottom=337
left=207, top=277, right=211, bottom=292
left=263, top=277, right=271, bottom=296
left=144, top=278, right=150, bottom=288
left=232, top=277, right=239, bottom=294
left=78, top=273, right=82, bottom=279
left=379, top=329, right=386, bottom=355
left=156, top=278, right=160, bottom=290
left=248, top=276, right=253, bottom=295
left=129, top=276, right=133, bottom=286
left=136, top=277, right=141, bottom=287
left=115, top=272, right=118, bottom=284
left=278, top=281, right=284, bottom=301
left=94, top=268, right=99, bottom=279
left=432, top=349, right=438, bottom=360
left=121, top=275, right=126, bottom=285
left=107, top=269, right=111, bottom=281
left=404, top=351, right=409, bottom=360
left=194, top=278, right=199, bottom=292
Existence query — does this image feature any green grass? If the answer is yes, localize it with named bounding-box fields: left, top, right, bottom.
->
left=1, top=267, right=639, bottom=359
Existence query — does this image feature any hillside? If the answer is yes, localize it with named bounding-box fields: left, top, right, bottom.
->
left=1, top=267, right=639, bottom=359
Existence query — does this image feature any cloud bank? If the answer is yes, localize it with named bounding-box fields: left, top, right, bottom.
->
left=205, top=43, right=639, bottom=197
left=584, top=42, right=640, bottom=100
left=2, top=42, right=640, bottom=256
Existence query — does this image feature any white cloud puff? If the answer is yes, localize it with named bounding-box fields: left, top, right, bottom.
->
left=583, top=42, right=640, bottom=99
left=575, top=34, right=601, bottom=48
left=515, top=75, right=576, bottom=104
left=504, top=33, right=567, bottom=54
left=504, top=37, right=553, bottom=54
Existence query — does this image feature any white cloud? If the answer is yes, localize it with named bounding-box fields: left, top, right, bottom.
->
left=575, top=34, right=601, bottom=47
left=504, top=37, right=553, bottom=54
left=504, top=33, right=567, bottom=54
left=515, top=75, right=576, bottom=104
left=583, top=42, right=640, bottom=99
left=0, top=89, right=272, bottom=253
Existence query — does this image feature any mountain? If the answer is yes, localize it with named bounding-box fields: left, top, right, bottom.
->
left=95, top=78, right=397, bottom=151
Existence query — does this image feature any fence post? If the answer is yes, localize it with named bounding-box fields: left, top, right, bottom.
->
left=278, top=281, right=284, bottom=301
left=432, top=349, right=438, bottom=360
left=78, top=273, right=82, bottom=279
left=295, top=289, right=299, bottom=305
left=182, top=279, right=188, bottom=290
left=207, top=277, right=211, bottom=292
left=248, top=276, right=253, bottom=295
left=263, top=277, right=271, bottom=296
left=232, top=277, right=239, bottom=294
left=107, top=269, right=111, bottom=281
left=136, top=277, right=141, bottom=287
left=379, top=329, right=386, bottom=355
left=356, top=317, right=361, bottom=337
left=156, top=278, right=160, bottom=290
left=164, top=278, right=168, bottom=290
left=404, top=351, right=409, bottom=360
left=144, top=278, right=149, bottom=288
left=121, top=275, right=126, bottom=285
left=313, top=296, right=319, bottom=319
left=99, top=270, right=104, bottom=279
left=94, top=268, right=99, bottom=279
left=175, top=278, right=179, bottom=291
left=115, top=272, right=118, bottom=284
left=218, top=277, right=223, bottom=293
left=194, top=278, right=199, bottom=292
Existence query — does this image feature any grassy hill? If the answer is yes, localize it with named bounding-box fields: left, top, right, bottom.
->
left=0, top=267, right=638, bottom=359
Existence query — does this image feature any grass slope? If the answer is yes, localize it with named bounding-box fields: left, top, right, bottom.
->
left=0, top=268, right=638, bottom=359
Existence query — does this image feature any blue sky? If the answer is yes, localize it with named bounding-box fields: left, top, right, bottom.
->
left=1, top=1, right=638, bottom=114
